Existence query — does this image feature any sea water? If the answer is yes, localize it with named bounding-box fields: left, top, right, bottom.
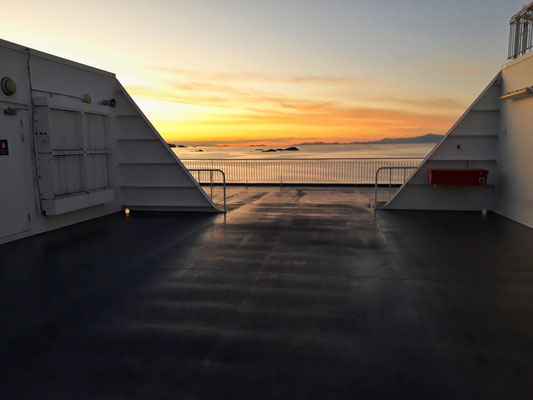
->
left=173, top=143, right=435, bottom=160
left=173, top=143, right=436, bottom=184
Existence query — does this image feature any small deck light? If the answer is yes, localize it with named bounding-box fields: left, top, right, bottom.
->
left=124, top=208, right=130, bottom=216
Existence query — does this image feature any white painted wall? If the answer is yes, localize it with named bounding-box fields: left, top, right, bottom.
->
left=495, top=52, right=533, bottom=228
left=0, top=39, right=216, bottom=245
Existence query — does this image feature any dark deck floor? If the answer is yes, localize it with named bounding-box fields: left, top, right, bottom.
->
left=1, top=187, right=532, bottom=399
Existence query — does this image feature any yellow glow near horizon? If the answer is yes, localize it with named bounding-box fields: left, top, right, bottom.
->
left=125, top=73, right=463, bottom=146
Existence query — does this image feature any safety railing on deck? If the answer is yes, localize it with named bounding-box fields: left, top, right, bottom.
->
left=188, top=168, right=227, bottom=213
left=184, top=158, right=423, bottom=185
left=509, top=2, right=533, bottom=59
left=374, top=166, right=419, bottom=208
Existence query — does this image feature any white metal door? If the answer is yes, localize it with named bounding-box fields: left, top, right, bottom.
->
left=0, top=111, right=29, bottom=239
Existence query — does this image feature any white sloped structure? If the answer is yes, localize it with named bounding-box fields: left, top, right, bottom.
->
left=0, top=39, right=217, bottom=245
left=385, top=52, right=533, bottom=228
left=384, top=75, right=501, bottom=211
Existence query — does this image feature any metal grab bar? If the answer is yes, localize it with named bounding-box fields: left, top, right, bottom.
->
left=374, top=166, right=419, bottom=208
left=188, top=168, right=227, bottom=213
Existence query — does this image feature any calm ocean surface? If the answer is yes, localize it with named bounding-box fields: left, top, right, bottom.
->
left=173, top=143, right=435, bottom=160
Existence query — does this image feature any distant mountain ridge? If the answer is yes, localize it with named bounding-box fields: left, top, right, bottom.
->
left=296, top=134, right=444, bottom=146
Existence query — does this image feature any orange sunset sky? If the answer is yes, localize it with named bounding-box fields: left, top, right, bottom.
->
left=1, top=0, right=525, bottom=146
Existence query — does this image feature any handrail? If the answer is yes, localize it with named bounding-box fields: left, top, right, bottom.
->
left=183, top=158, right=424, bottom=185
left=188, top=168, right=227, bottom=213
left=374, top=166, right=419, bottom=208
left=509, top=2, right=533, bottom=59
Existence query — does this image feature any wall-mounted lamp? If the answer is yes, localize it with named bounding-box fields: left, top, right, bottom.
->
left=100, top=98, right=116, bottom=107
left=82, top=94, right=92, bottom=103
left=1, top=77, right=17, bottom=96
left=500, top=86, right=533, bottom=100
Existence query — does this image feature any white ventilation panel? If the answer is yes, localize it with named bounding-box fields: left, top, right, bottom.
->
left=34, top=97, right=114, bottom=215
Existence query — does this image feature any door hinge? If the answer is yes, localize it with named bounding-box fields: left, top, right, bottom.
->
left=27, top=214, right=31, bottom=222
left=21, top=134, right=25, bottom=143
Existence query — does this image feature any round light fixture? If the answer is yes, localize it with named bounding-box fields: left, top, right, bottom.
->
left=1, top=77, right=17, bottom=96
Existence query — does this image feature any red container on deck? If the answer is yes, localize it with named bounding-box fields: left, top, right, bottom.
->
left=428, top=169, right=488, bottom=185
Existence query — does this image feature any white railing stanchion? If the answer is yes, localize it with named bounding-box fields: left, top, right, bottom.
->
left=210, top=169, right=213, bottom=199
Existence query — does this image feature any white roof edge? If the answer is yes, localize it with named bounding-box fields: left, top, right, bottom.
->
left=0, top=38, right=115, bottom=78
left=502, top=50, right=533, bottom=70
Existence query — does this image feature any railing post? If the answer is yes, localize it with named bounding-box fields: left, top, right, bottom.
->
left=374, top=168, right=380, bottom=208
left=210, top=170, right=213, bottom=199
left=280, top=160, right=283, bottom=187
left=222, top=171, right=227, bottom=213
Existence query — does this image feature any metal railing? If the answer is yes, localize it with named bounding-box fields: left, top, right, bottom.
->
left=373, top=166, right=419, bottom=208
left=188, top=168, right=227, bottom=213
left=509, top=2, right=533, bottom=59
left=183, top=158, right=423, bottom=185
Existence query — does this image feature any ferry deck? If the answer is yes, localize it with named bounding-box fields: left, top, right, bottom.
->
left=1, top=186, right=532, bottom=399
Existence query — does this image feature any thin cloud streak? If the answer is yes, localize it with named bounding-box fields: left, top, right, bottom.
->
left=127, top=83, right=459, bottom=118
left=372, top=96, right=466, bottom=110
left=417, top=64, right=496, bottom=77
left=168, top=137, right=318, bottom=146
left=150, top=66, right=378, bottom=86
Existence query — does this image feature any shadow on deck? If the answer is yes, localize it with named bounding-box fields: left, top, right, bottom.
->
left=1, top=186, right=532, bottom=399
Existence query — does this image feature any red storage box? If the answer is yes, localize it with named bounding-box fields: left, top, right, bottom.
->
left=428, top=169, right=488, bottom=185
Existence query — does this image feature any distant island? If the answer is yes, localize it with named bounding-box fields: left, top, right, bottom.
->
left=260, top=147, right=300, bottom=153
left=296, top=134, right=444, bottom=146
